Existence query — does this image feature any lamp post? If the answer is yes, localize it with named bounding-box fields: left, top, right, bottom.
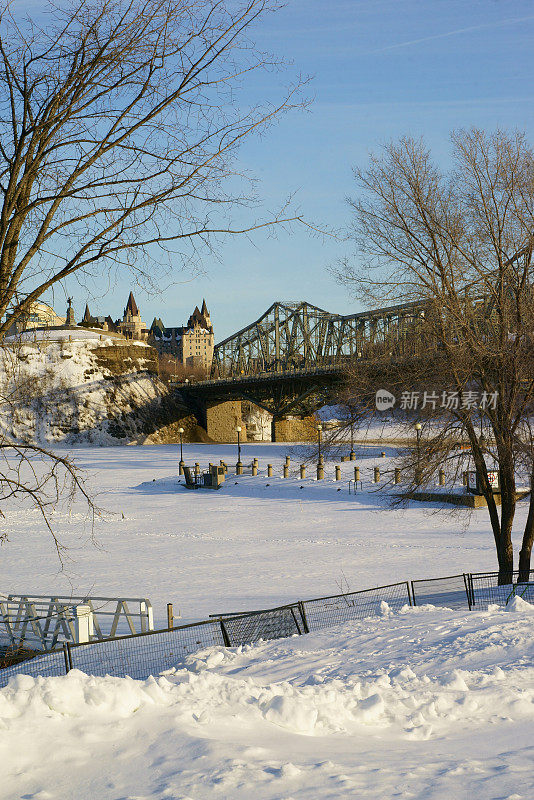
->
left=236, top=426, right=242, bottom=474
left=178, top=427, right=184, bottom=475
left=415, top=422, right=422, bottom=485
left=350, top=416, right=355, bottom=460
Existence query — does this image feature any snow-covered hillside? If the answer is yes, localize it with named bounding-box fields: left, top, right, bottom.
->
left=0, top=336, right=169, bottom=445
left=1, top=601, right=533, bottom=799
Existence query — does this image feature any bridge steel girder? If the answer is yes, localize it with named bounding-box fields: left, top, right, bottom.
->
left=210, top=299, right=429, bottom=380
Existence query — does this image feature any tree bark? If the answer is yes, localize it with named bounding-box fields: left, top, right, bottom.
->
left=518, top=463, right=534, bottom=582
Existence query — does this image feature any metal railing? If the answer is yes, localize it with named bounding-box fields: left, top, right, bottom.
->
left=0, top=594, right=153, bottom=651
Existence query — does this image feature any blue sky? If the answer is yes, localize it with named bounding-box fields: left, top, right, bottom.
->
left=60, top=0, right=534, bottom=340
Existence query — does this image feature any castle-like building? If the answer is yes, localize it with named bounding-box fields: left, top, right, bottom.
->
left=80, top=293, right=215, bottom=373
left=149, top=299, right=214, bottom=373
left=81, top=292, right=149, bottom=341
left=6, top=291, right=215, bottom=374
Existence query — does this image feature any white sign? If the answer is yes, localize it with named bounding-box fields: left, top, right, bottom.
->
left=487, top=471, right=499, bottom=489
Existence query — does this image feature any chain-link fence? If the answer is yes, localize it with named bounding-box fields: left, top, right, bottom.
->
left=69, top=619, right=225, bottom=680
left=411, top=574, right=471, bottom=610
left=222, top=604, right=304, bottom=646
left=470, top=570, right=534, bottom=608
left=3, top=569, right=534, bottom=688
left=301, top=582, right=411, bottom=632
left=0, top=646, right=68, bottom=688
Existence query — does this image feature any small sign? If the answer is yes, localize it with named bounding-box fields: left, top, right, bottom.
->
left=467, top=471, right=478, bottom=492
left=487, top=471, right=499, bottom=490
left=466, top=470, right=500, bottom=495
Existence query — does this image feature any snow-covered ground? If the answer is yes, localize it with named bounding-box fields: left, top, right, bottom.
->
left=1, top=600, right=534, bottom=800
left=2, top=442, right=534, bottom=799
left=0, top=442, right=527, bottom=626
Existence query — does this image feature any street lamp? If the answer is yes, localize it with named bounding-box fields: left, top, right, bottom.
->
left=317, top=423, right=323, bottom=464
left=236, top=426, right=242, bottom=474
left=350, top=416, right=355, bottom=460
left=178, top=427, right=184, bottom=475
left=415, top=422, right=422, bottom=485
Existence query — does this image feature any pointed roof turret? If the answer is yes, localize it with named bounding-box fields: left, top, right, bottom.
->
left=201, top=299, right=208, bottom=316
left=125, top=291, right=139, bottom=317
left=82, top=304, right=92, bottom=323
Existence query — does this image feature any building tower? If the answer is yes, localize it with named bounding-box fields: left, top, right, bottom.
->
left=118, top=292, right=148, bottom=340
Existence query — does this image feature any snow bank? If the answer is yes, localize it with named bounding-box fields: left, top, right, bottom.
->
left=0, top=337, right=163, bottom=444
left=2, top=604, right=534, bottom=799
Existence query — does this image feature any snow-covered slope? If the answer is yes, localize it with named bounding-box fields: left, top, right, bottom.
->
left=1, top=602, right=533, bottom=799
left=0, top=337, right=166, bottom=445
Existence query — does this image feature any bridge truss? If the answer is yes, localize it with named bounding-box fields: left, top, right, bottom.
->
left=210, top=300, right=427, bottom=379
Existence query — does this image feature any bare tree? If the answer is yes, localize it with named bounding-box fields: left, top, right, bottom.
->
left=338, top=129, right=534, bottom=583
left=0, top=0, right=311, bottom=545
left=0, top=0, right=310, bottom=337
left=0, top=340, right=97, bottom=554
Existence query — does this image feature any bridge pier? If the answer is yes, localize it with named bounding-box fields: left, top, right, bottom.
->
left=271, top=415, right=316, bottom=443
left=203, top=400, right=246, bottom=443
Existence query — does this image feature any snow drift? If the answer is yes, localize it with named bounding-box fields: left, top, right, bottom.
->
left=1, top=603, right=534, bottom=799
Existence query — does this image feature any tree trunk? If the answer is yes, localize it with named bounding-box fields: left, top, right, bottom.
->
left=518, top=463, right=534, bottom=582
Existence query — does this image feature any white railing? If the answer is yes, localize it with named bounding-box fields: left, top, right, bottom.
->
left=0, top=594, right=154, bottom=651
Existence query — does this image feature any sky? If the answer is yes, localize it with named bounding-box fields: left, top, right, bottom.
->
left=59, top=0, right=534, bottom=340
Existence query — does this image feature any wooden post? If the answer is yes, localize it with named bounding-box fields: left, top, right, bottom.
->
left=194, top=463, right=200, bottom=476
left=283, top=464, right=289, bottom=478
left=236, top=461, right=243, bottom=475
left=335, top=466, right=341, bottom=480
left=354, top=466, right=360, bottom=482
left=267, top=464, right=273, bottom=477
left=300, top=464, right=306, bottom=479
left=374, top=466, right=380, bottom=483
left=439, top=468, right=445, bottom=486
left=252, top=463, right=258, bottom=476
left=167, top=603, right=173, bottom=630
left=394, top=467, right=401, bottom=484
left=381, top=451, right=385, bottom=457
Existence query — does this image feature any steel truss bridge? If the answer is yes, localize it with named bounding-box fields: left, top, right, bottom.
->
left=210, top=300, right=427, bottom=379
left=181, top=300, right=429, bottom=418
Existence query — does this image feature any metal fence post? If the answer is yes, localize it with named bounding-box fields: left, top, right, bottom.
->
left=219, top=618, right=231, bottom=647
left=63, top=643, right=70, bottom=674
left=297, top=601, right=310, bottom=634
left=468, top=573, right=475, bottom=609
left=463, top=574, right=472, bottom=610
left=410, top=580, right=417, bottom=606
left=406, top=581, right=413, bottom=606
left=65, top=641, right=73, bottom=672
left=290, top=607, right=302, bottom=635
